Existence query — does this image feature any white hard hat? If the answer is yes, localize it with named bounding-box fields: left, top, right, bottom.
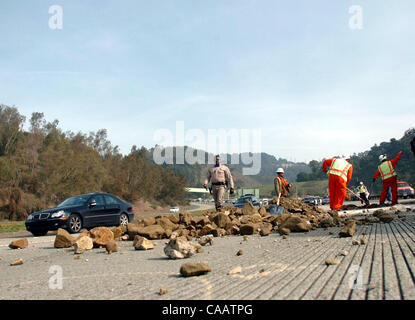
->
left=379, top=154, right=387, bottom=162
left=276, top=168, right=284, bottom=174
left=360, top=181, right=363, bottom=185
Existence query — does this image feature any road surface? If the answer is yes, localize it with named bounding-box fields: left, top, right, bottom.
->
left=1, top=203, right=414, bottom=300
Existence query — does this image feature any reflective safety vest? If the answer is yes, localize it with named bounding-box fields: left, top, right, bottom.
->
left=358, top=185, right=367, bottom=194
left=327, top=159, right=351, bottom=182
left=275, top=176, right=289, bottom=197
left=378, top=161, right=397, bottom=181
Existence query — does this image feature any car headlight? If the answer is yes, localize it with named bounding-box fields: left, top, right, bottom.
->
left=27, top=213, right=34, bottom=221
left=51, top=210, right=66, bottom=218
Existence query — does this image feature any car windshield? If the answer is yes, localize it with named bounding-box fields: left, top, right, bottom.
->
left=398, top=183, right=408, bottom=187
left=57, top=195, right=89, bottom=207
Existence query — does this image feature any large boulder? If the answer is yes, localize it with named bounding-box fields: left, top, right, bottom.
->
left=179, top=212, right=192, bottom=225
left=54, top=228, right=75, bottom=248
left=111, top=226, right=125, bottom=240
left=127, top=223, right=145, bottom=239
left=105, top=240, right=118, bottom=254
left=89, top=227, right=115, bottom=247
left=134, top=236, right=155, bottom=250
left=142, top=217, right=156, bottom=226
left=240, top=224, right=255, bottom=235
left=9, top=238, right=28, bottom=249
left=241, top=201, right=258, bottom=215
left=164, top=237, right=203, bottom=259
left=137, top=224, right=166, bottom=240
left=280, top=216, right=312, bottom=232
left=339, top=220, right=356, bottom=237
left=213, top=213, right=230, bottom=229
left=180, top=262, right=211, bottom=277
left=156, top=217, right=179, bottom=232
left=73, top=236, right=93, bottom=254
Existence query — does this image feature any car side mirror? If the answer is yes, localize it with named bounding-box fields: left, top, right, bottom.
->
left=89, top=201, right=97, bottom=208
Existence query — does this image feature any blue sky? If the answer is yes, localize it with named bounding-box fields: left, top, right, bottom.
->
left=1, top=1, right=414, bottom=163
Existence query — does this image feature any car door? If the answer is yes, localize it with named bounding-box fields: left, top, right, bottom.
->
left=83, top=195, right=107, bottom=227
left=103, top=195, right=122, bottom=226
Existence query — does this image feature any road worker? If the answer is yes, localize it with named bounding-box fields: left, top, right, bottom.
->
left=203, top=155, right=234, bottom=211
left=358, top=182, right=370, bottom=206
left=273, top=168, right=292, bottom=205
left=372, top=152, right=402, bottom=205
left=322, top=156, right=353, bottom=211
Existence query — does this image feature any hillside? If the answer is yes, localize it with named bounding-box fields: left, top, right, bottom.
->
left=148, top=146, right=311, bottom=187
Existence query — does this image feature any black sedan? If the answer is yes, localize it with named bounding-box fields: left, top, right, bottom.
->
left=233, top=195, right=261, bottom=208
left=25, top=192, right=134, bottom=236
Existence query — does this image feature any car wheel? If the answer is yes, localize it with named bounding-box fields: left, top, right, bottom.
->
left=31, top=230, right=48, bottom=237
left=119, top=213, right=129, bottom=227
left=68, top=214, right=82, bottom=233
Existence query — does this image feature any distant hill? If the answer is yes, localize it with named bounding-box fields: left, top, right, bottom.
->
left=148, top=146, right=311, bottom=187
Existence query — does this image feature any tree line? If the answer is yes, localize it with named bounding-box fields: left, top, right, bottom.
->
left=0, top=104, right=187, bottom=221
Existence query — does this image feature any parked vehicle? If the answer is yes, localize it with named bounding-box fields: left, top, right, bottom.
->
left=25, top=192, right=134, bottom=236
left=169, top=207, right=180, bottom=213
left=397, top=181, right=415, bottom=199
left=233, top=195, right=261, bottom=208
left=302, top=196, right=322, bottom=206
left=322, top=195, right=330, bottom=205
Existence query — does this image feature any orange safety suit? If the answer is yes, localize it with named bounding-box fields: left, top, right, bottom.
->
left=322, top=158, right=353, bottom=210
left=373, top=151, right=402, bottom=204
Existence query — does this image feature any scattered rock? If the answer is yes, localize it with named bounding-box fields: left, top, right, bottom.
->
left=379, top=213, right=394, bottom=223
left=228, top=266, right=242, bottom=275
left=105, top=240, right=118, bottom=254
left=134, top=237, right=154, bottom=250
left=278, top=227, right=291, bottom=236
left=159, top=288, right=168, bottom=295
left=325, top=258, right=340, bottom=265
left=236, top=250, right=243, bottom=256
left=54, top=228, right=75, bottom=248
left=241, top=201, right=259, bottom=215
left=282, top=235, right=288, bottom=239
left=164, top=237, right=203, bottom=259
left=352, top=240, right=360, bottom=245
left=198, top=235, right=214, bottom=246
left=89, top=227, right=115, bottom=247
left=339, top=221, right=356, bottom=237
left=10, top=258, right=24, bottom=266
left=240, top=224, right=255, bottom=235
left=9, top=238, right=28, bottom=249
left=111, top=226, right=125, bottom=240
left=360, top=238, right=367, bottom=245
left=136, top=224, right=167, bottom=240
left=340, top=250, right=349, bottom=256
left=180, top=262, right=211, bottom=277
left=243, top=235, right=249, bottom=241
left=73, top=236, right=93, bottom=254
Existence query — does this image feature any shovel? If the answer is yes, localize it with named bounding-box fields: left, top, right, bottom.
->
left=346, top=187, right=365, bottom=203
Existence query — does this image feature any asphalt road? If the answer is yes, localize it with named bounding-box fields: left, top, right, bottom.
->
left=1, top=203, right=415, bottom=300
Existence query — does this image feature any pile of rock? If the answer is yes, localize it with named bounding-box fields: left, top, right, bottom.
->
left=124, top=199, right=341, bottom=242
left=53, top=225, right=125, bottom=254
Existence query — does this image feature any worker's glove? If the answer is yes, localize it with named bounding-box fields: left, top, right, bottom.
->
left=230, top=188, right=234, bottom=195
left=203, top=183, right=207, bottom=189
